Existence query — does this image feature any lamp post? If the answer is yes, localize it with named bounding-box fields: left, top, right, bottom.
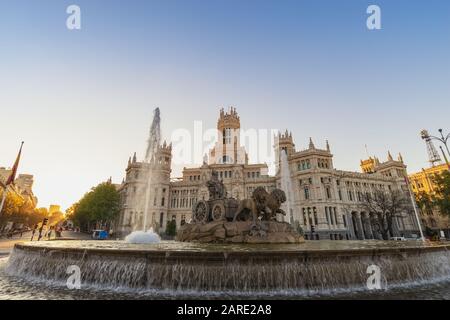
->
left=429, top=129, right=450, bottom=159
left=439, top=146, right=450, bottom=170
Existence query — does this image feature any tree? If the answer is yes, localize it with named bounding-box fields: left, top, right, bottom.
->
left=432, top=171, right=450, bottom=217
left=70, top=182, right=120, bottom=232
left=29, top=207, right=49, bottom=227
left=165, top=219, right=177, bottom=237
left=416, top=191, right=434, bottom=216
left=361, top=189, right=410, bottom=240
left=0, top=188, right=25, bottom=227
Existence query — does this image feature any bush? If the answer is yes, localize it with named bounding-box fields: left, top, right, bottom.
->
left=165, top=220, right=177, bottom=237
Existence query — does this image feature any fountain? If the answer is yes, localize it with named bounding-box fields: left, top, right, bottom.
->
left=176, top=170, right=303, bottom=243
left=3, top=110, right=450, bottom=299
left=280, top=149, right=295, bottom=224
left=5, top=173, right=450, bottom=296
left=126, top=108, right=161, bottom=243
left=124, top=229, right=161, bottom=244
left=5, top=240, right=450, bottom=297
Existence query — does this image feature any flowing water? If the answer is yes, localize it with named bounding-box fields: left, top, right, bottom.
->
left=124, top=229, right=161, bottom=244
left=128, top=107, right=161, bottom=235
left=2, top=240, right=450, bottom=299
left=280, top=150, right=295, bottom=224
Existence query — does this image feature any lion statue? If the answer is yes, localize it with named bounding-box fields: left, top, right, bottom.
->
left=233, top=187, right=287, bottom=222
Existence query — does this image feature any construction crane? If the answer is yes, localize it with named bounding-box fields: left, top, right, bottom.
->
left=420, top=129, right=441, bottom=166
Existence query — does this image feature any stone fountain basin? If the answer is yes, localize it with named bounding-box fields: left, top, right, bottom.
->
left=6, top=240, right=450, bottom=293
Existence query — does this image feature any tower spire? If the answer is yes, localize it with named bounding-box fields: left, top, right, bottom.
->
left=309, top=137, right=315, bottom=150
left=387, top=151, right=393, bottom=161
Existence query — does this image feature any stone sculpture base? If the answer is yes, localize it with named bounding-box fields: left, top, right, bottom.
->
left=176, top=221, right=304, bottom=244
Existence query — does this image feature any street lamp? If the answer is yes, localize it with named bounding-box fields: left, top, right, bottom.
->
left=429, top=129, right=450, bottom=159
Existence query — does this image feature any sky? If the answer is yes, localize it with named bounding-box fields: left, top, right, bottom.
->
left=0, top=0, right=449, bottom=210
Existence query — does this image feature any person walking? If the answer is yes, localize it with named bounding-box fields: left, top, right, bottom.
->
left=47, top=226, right=53, bottom=240
left=30, top=224, right=38, bottom=241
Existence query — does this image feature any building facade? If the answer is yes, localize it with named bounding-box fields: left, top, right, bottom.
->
left=409, top=163, right=450, bottom=235
left=116, top=108, right=420, bottom=240
left=0, top=168, right=37, bottom=207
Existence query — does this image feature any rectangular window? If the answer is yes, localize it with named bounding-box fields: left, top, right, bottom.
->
left=304, top=187, right=310, bottom=200
left=329, top=207, right=335, bottom=225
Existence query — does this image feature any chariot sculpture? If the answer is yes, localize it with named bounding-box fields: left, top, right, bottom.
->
left=192, top=171, right=287, bottom=223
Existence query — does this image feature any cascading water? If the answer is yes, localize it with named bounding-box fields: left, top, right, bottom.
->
left=126, top=108, right=161, bottom=244
left=280, top=150, right=295, bottom=224
left=5, top=241, right=450, bottom=297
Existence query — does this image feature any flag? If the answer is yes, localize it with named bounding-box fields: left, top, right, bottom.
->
left=5, top=142, right=24, bottom=186
left=404, top=176, right=410, bottom=186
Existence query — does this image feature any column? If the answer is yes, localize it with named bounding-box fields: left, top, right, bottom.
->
left=357, top=213, right=365, bottom=240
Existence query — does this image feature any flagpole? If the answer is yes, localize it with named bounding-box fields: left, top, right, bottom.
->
left=0, top=141, right=24, bottom=219
left=0, top=186, right=7, bottom=218
left=405, top=177, right=425, bottom=242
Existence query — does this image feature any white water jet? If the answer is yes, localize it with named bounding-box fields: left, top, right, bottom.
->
left=142, top=108, right=161, bottom=231
left=130, top=108, right=161, bottom=233
left=125, top=229, right=161, bottom=244
left=280, top=150, right=295, bottom=224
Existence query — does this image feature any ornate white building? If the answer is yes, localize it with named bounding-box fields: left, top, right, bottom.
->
left=116, top=108, right=420, bottom=240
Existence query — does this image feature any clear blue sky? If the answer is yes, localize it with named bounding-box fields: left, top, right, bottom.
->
left=1, top=0, right=449, bottom=209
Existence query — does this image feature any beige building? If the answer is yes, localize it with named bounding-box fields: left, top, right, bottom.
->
left=409, top=163, right=450, bottom=234
left=0, top=168, right=37, bottom=207
left=116, top=108, right=420, bottom=240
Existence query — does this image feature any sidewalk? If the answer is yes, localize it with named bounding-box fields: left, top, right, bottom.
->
left=0, top=231, right=92, bottom=257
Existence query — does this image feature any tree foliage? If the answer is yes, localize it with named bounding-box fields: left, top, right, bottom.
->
left=0, top=188, right=43, bottom=228
left=165, top=219, right=177, bottom=237
left=361, top=189, right=410, bottom=240
left=415, top=191, right=434, bottom=215
left=70, top=182, right=120, bottom=231
left=432, top=171, right=450, bottom=217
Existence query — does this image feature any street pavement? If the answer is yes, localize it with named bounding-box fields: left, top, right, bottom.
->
left=0, top=231, right=92, bottom=257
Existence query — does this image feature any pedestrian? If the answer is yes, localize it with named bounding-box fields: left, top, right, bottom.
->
left=55, top=226, right=62, bottom=238
left=31, top=224, right=38, bottom=241
left=47, top=226, right=53, bottom=240
left=37, top=226, right=43, bottom=241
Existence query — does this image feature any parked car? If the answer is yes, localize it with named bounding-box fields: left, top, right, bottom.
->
left=92, top=230, right=108, bottom=240
left=389, top=236, right=406, bottom=241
